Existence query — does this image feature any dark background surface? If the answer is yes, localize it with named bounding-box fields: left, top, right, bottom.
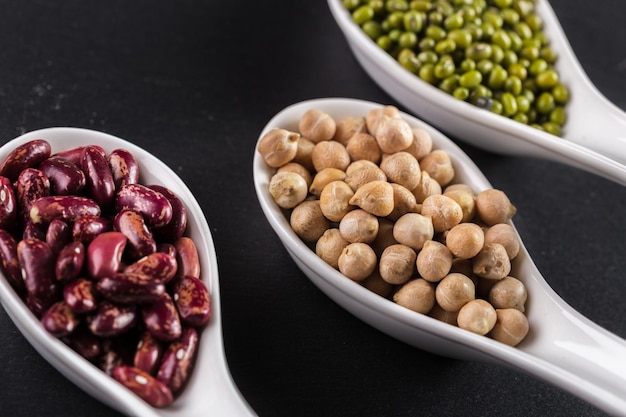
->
left=0, top=1, right=625, bottom=416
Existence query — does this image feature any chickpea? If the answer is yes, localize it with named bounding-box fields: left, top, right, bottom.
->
left=379, top=244, right=417, bottom=285
left=457, top=299, right=497, bottom=335
left=421, top=194, right=463, bottom=232
left=435, top=273, right=475, bottom=312
left=309, top=168, right=346, bottom=196
left=489, top=276, right=527, bottom=312
left=484, top=223, right=520, bottom=259
left=277, top=162, right=312, bottom=188
left=333, top=115, right=367, bottom=146
left=346, top=132, right=382, bottom=164
left=349, top=180, right=394, bottom=217
left=475, top=189, right=517, bottom=226
left=472, top=242, right=511, bottom=280
left=365, top=105, right=401, bottom=134
left=290, top=200, right=329, bottom=243
left=411, top=170, right=442, bottom=204
left=374, top=115, right=414, bottom=154
left=392, top=213, right=434, bottom=251
left=380, top=151, right=421, bottom=191
left=339, top=209, right=379, bottom=244
left=393, top=278, right=436, bottom=314
left=311, top=140, right=351, bottom=172
left=361, top=270, right=395, bottom=298
left=257, top=128, right=300, bottom=168
left=338, top=242, right=377, bottom=281
left=344, top=160, right=386, bottom=192
left=419, top=149, right=455, bottom=186
left=298, top=109, right=336, bottom=143
left=405, top=127, right=433, bottom=161
left=316, top=228, right=349, bottom=270
left=489, top=308, right=529, bottom=346
left=293, top=136, right=315, bottom=172
left=387, top=183, right=419, bottom=221
left=269, top=171, right=309, bottom=209
left=416, top=240, right=452, bottom=283
left=445, top=222, right=484, bottom=259
left=370, top=218, right=398, bottom=257
left=428, top=303, right=458, bottom=325
left=443, top=183, right=476, bottom=223
left=319, top=180, right=355, bottom=222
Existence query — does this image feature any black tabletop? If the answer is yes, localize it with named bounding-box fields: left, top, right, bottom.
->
left=1, top=1, right=625, bottom=416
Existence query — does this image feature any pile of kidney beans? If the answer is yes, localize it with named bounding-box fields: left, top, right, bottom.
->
left=0, top=139, right=211, bottom=408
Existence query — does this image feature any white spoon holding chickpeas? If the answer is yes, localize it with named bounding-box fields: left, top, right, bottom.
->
left=254, top=98, right=626, bottom=416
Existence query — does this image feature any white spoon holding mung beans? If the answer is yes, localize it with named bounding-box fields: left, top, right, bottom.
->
left=253, top=98, right=626, bottom=416
left=0, top=128, right=256, bottom=417
left=328, top=0, right=626, bottom=186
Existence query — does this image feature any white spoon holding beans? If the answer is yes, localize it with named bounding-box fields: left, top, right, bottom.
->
left=0, top=128, right=256, bottom=417
left=328, top=0, right=626, bottom=186
left=253, top=98, right=626, bottom=416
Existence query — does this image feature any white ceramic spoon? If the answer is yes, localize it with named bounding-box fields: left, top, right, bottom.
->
left=328, top=0, right=626, bottom=186
left=253, top=98, right=626, bottom=416
left=0, top=128, right=256, bottom=417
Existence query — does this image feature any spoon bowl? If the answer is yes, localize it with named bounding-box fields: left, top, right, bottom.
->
left=253, top=98, right=626, bottom=416
left=0, top=128, right=256, bottom=417
left=328, top=0, right=626, bottom=186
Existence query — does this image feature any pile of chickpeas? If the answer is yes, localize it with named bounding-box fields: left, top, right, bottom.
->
left=258, top=106, right=529, bottom=346
left=343, top=0, right=569, bottom=136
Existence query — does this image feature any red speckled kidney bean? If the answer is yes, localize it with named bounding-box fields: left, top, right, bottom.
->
left=39, top=155, right=86, bottom=196
left=0, top=139, right=51, bottom=180
left=173, top=237, right=200, bottom=280
left=16, top=168, right=50, bottom=223
left=108, top=149, right=139, bottom=190
left=113, top=365, right=173, bottom=408
left=65, top=325, right=102, bottom=360
left=171, top=275, right=211, bottom=327
left=141, top=293, right=181, bottom=342
left=97, top=273, right=166, bottom=305
left=46, top=219, right=72, bottom=255
left=114, top=208, right=156, bottom=260
left=116, top=183, right=173, bottom=228
left=29, top=195, right=101, bottom=224
left=17, top=238, right=58, bottom=315
left=148, top=185, right=187, bottom=242
left=0, top=229, right=24, bottom=293
left=55, top=241, right=85, bottom=282
left=53, top=145, right=105, bottom=166
left=124, top=252, right=177, bottom=284
left=63, top=278, right=98, bottom=314
left=71, top=215, right=112, bottom=244
left=81, top=145, right=116, bottom=210
left=0, top=176, right=17, bottom=230
left=88, top=301, right=137, bottom=337
left=134, top=331, right=164, bottom=376
left=156, top=327, right=198, bottom=394
left=41, top=301, right=78, bottom=337
left=87, top=231, right=127, bottom=279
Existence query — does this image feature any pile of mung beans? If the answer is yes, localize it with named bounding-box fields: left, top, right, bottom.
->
left=258, top=105, right=529, bottom=346
left=0, top=139, right=212, bottom=407
left=343, top=0, right=569, bottom=136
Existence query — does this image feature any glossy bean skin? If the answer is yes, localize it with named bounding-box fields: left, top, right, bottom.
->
left=55, top=241, right=85, bottom=282
left=112, top=366, right=173, bottom=408
left=22, top=221, right=46, bottom=240
left=39, top=156, right=86, bottom=196
left=116, top=183, right=173, bottom=228
left=148, top=185, right=187, bottom=242
left=72, top=215, right=112, bottom=244
left=114, top=209, right=156, bottom=260
left=157, top=243, right=176, bottom=258
left=171, top=275, right=211, bottom=327
left=97, top=273, right=166, bottom=304
left=82, top=145, right=116, bottom=210
left=173, top=237, right=200, bottom=280
left=29, top=195, right=101, bottom=224
left=124, top=252, right=177, bottom=284
left=41, top=301, right=78, bottom=337
left=17, top=238, right=58, bottom=315
left=46, top=219, right=71, bottom=255
left=0, top=176, right=17, bottom=230
left=87, top=231, right=127, bottom=279
left=108, top=149, right=139, bottom=189
left=16, top=168, right=50, bottom=223
left=0, top=139, right=51, bottom=180
left=134, top=331, right=163, bottom=376
left=141, top=293, right=181, bottom=342
left=156, top=327, right=199, bottom=394
left=63, top=278, right=98, bottom=313
left=88, top=301, right=137, bottom=337
left=0, top=229, right=24, bottom=293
